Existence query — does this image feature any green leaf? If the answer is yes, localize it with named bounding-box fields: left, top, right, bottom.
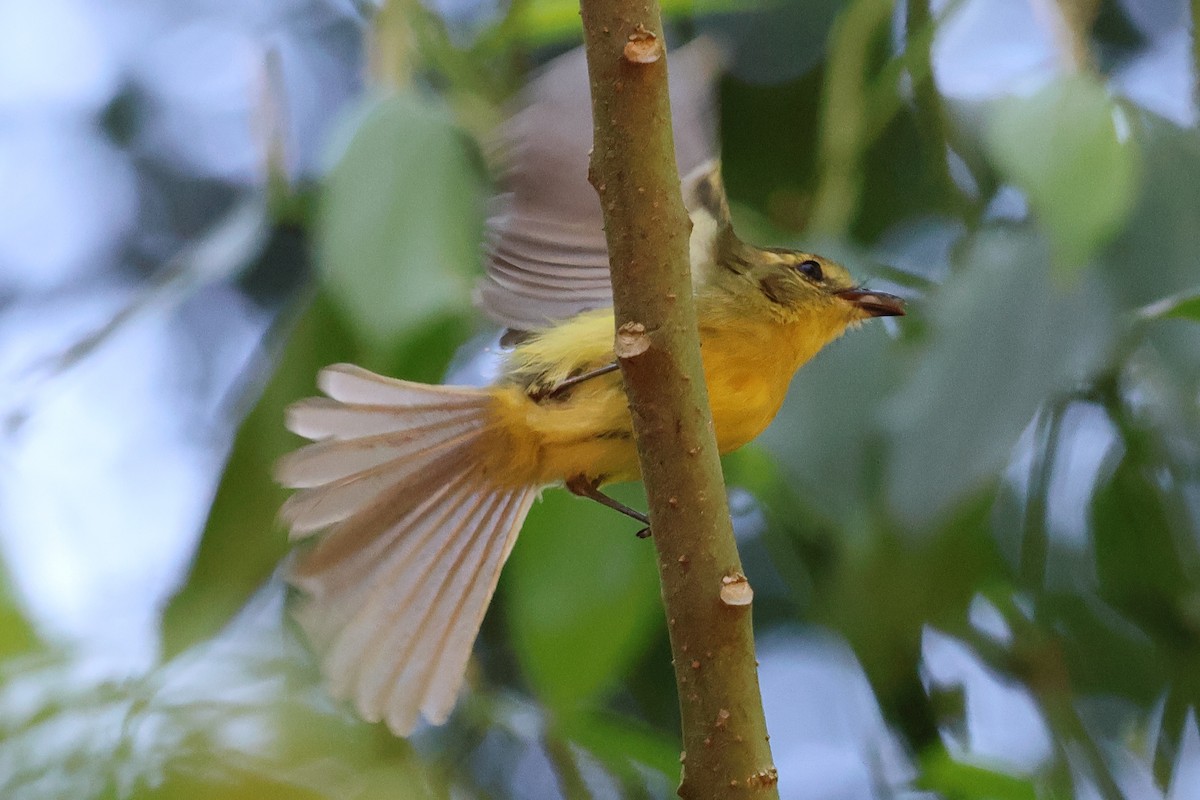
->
left=3, top=594, right=431, bottom=800
left=919, top=745, right=1039, bottom=799
left=884, top=227, right=1115, bottom=530
left=559, top=711, right=680, bottom=785
left=817, top=496, right=999, bottom=707
left=760, top=320, right=904, bottom=531
left=1091, top=447, right=1193, bottom=649
left=1138, top=289, right=1200, bottom=323
left=512, top=0, right=748, bottom=45
left=985, top=75, right=1140, bottom=275
left=1101, top=121, right=1200, bottom=307
left=317, top=93, right=484, bottom=349
left=0, top=561, right=38, bottom=660
left=503, top=486, right=663, bottom=714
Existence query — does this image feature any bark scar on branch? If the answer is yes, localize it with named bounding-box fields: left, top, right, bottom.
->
left=615, top=321, right=650, bottom=359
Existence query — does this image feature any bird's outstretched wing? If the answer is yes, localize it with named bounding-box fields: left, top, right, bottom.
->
left=476, top=38, right=725, bottom=331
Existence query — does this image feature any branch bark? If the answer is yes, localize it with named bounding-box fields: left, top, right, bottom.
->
left=577, top=5, right=779, bottom=797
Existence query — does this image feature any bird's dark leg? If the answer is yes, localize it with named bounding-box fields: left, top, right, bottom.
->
left=565, top=474, right=651, bottom=537
left=533, top=362, right=620, bottom=402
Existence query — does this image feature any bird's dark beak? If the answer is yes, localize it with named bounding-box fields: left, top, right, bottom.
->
left=836, top=288, right=906, bottom=317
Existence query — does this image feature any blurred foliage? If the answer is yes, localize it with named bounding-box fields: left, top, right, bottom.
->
left=505, top=486, right=662, bottom=715
left=5, top=0, right=1200, bottom=798
left=317, top=92, right=484, bottom=349
left=984, top=75, right=1140, bottom=275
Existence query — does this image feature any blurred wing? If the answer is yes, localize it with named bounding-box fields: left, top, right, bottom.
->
left=476, top=37, right=725, bottom=331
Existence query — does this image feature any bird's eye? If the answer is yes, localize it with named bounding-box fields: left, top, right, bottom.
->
left=796, top=259, right=823, bottom=281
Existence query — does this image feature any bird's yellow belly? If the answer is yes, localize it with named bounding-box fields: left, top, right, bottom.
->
left=484, top=317, right=804, bottom=488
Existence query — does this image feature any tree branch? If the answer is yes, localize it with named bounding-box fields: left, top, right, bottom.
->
left=577, top=4, right=779, bottom=797
left=1193, top=0, right=1200, bottom=113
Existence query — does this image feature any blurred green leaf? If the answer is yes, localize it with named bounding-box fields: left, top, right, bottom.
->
left=1043, top=593, right=1162, bottom=703
left=1138, top=289, right=1200, bottom=323
left=559, top=711, right=679, bottom=785
left=817, top=495, right=998, bottom=723
left=919, top=745, right=1038, bottom=799
left=513, top=0, right=746, bottom=45
left=318, top=92, right=484, bottom=349
left=985, top=75, right=1140, bottom=274
left=884, top=227, right=1115, bottom=530
left=503, top=487, right=662, bottom=715
left=1102, top=122, right=1200, bottom=306
left=760, top=320, right=904, bottom=531
left=3, top=593, right=429, bottom=800
left=1092, top=447, right=1195, bottom=650
left=0, top=563, right=39, bottom=659
left=722, top=445, right=840, bottom=615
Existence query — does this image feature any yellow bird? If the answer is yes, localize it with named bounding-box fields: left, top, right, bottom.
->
left=275, top=42, right=903, bottom=736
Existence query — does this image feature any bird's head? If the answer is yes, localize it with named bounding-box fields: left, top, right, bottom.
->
left=735, top=247, right=906, bottom=325
left=684, top=162, right=905, bottom=331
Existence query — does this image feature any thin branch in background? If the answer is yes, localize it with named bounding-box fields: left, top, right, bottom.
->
left=981, top=598, right=1125, bottom=800
left=1018, top=400, right=1067, bottom=595
left=1154, top=687, right=1190, bottom=790
left=544, top=733, right=593, bottom=800
left=904, top=0, right=978, bottom=224
left=809, top=0, right=892, bottom=237
left=367, top=0, right=415, bottom=90
left=1043, top=0, right=1100, bottom=74
left=577, top=2, right=779, bottom=796
left=1193, top=0, right=1200, bottom=112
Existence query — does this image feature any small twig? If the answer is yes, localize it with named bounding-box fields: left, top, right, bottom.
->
left=1043, top=0, right=1099, bottom=74
left=544, top=732, right=594, bottom=800
left=1019, top=399, right=1068, bottom=596
left=366, top=0, right=415, bottom=90
left=808, top=0, right=893, bottom=236
left=1193, top=0, right=1200, bottom=113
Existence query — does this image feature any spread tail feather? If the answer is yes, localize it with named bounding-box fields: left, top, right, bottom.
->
left=276, top=363, right=536, bottom=735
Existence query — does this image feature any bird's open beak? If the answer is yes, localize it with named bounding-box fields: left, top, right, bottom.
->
left=836, top=288, right=906, bottom=317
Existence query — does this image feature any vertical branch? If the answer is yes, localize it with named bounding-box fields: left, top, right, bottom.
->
left=1193, top=0, right=1200, bottom=112
left=577, top=3, right=779, bottom=797
left=1018, top=401, right=1065, bottom=595
left=905, top=0, right=977, bottom=223
left=1037, top=0, right=1098, bottom=73
left=367, top=0, right=415, bottom=91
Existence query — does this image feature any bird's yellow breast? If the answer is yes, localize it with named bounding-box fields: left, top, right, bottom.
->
left=481, top=305, right=847, bottom=488
left=701, top=319, right=803, bottom=455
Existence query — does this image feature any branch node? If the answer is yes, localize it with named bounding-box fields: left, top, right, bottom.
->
left=615, top=321, right=650, bottom=358
left=623, top=24, right=661, bottom=63
left=746, top=767, right=780, bottom=788
left=720, top=572, right=754, bottom=607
